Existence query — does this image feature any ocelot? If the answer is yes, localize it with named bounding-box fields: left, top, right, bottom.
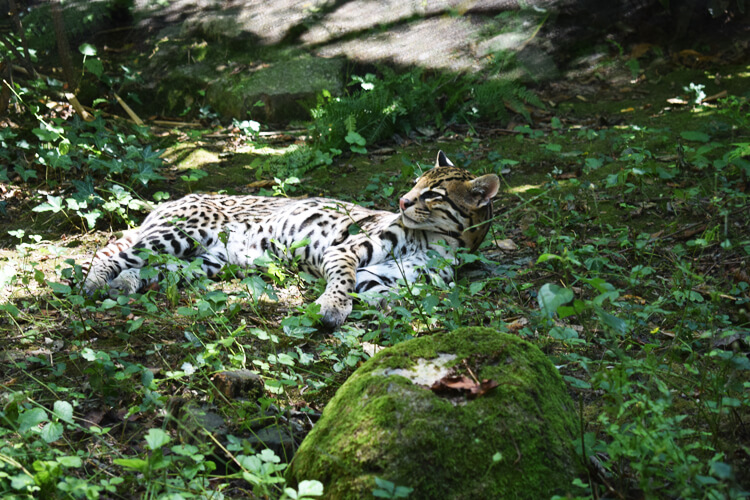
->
left=82, top=151, right=500, bottom=328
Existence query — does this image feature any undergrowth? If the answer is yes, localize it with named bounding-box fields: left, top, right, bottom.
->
left=1, top=11, right=749, bottom=499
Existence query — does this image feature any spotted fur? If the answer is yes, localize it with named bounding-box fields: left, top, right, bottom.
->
left=82, top=151, right=499, bottom=328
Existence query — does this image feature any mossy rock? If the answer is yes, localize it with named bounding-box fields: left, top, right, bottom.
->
left=288, top=327, right=582, bottom=499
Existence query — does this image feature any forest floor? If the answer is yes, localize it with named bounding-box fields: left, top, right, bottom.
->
left=1, top=45, right=749, bottom=498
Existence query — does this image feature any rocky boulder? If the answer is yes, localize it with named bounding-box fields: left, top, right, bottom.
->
left=288, top=327, right=582, bottom=499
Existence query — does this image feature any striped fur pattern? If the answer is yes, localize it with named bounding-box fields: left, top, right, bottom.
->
left=82, top=151, right=499, bottom=328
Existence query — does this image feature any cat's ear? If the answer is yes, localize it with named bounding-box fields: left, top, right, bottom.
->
left=435, top=150, right=454, bottom=167
left=469, top=174, right=500, bottom=207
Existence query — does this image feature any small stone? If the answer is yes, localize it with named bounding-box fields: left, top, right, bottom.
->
left=213, top=370, right=264, bottom=400
left=246, top=426, right=298, bottom=459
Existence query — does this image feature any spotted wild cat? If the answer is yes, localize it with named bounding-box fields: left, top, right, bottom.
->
left=82, top=151, right=500, bottom=328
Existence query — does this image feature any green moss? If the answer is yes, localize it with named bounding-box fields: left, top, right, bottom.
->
left=289, top=327, right=582, bottom=499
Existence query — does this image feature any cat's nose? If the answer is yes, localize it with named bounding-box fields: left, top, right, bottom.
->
left=399, top=197, right=414, bottom=211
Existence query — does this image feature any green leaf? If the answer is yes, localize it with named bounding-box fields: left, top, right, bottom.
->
left=53, top=401, right=74, bottom=423
left=259, top=448, right=280, bottom=463
left=128, top=317, right=144, bottom=332
left=81, top=210, right=102, bottom=229
left=100, top=298, right=118, bottom=310
left=680, top=131, right=710, bottom=142
left=141, top=369, right=154, bottom=388
left=284, top=488, right=300, bottom=500
left=113, top=458, right=149, bottom=472
left=41, top=421, right=64, bottom=443
left=537, top=283, right=574, bottom=318
left=585, top=157, right=604, bottom=169
left=56, top=456, right=82, bottom=468
left=47, top=281, right=71, bottom=295
left=78, top=43, right=97, bottom=56
left=347, top=223, right=361, bottom=235
left=10, top=473, right=35, bottom=491
left=550, top=326, right=579, bottom=340
left=374, top=477, right=394, bottom=490
left=33, top=195, right=64, bottom=213
left=297, top=480, right=324, bottom=497
left=84, top=58, right=104, bottom=78
left=144, top=428, right=171, bottom=450
left=345, top=130, right=366, bottom=146
left=594, top=305, right=627, bottom=335
left=18, top=408, right=47, bottom=432
left=171, top=444, right=200, bottom=457
left=710, top=460, right=732, bottom=479
left=469, top=281, right=485, bottom=295
left=536, top=253, right=562, bottom=264
left=32, top=122, right=63, bottom=142
left=289, top=237, right=311, bottom=251
left=563, top=375, right=591, bottom=389
left=582, top=277, right=614, bottom=294
left=1, top=303, right=20, bottom=317
left=394, top=486, right=414, bottom=497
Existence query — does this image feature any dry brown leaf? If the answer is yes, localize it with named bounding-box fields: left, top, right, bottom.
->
left=630, top=43, right=654, bottom=59
left=621, top=294, right=646, bottom=305
left=432, top=375, right=476, bottom=391
left=554, top=172, right=578, bottom=180
left=506, top=317, right=529, bottom=332
left=430, top=375, right=499, bottom=399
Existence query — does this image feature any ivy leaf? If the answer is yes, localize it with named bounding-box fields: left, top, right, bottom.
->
left=32, top=122, right=64, bottom=142
left=81, top=210, right=102, bottom=229
left=33, top=195, right=64, bottom=213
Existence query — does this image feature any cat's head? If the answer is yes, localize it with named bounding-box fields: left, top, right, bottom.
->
left=399, top=151, right=500, bottom=251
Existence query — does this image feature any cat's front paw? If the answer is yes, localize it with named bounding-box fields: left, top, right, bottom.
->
left=108, top=269, right=142, bottom=297
left=81, top=274, right=108, bottom=296
left=314, top=293, right=352, bottom=330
